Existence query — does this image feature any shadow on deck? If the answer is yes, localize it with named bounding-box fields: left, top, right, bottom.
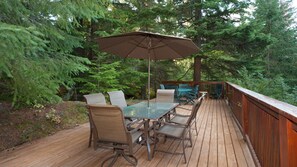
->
left=0, top=99, right=255, bottom=167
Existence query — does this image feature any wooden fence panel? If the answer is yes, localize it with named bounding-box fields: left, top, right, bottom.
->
left=247, top=99, right=279, bottom=167
left=288, top=121, right=297, bottom=167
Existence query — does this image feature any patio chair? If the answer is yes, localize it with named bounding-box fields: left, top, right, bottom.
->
left=108, top=90, right=137, bottom=125
left=156, top=89, right=175, bottom=103
left=156, top=89, right=176, bottom=122
left=184, top=85, right=199, bottom=104
left=152, top=98, right=203, bottom=163
left=178, top=83, right=191, bottom=89
left=160, top=84, right=165, bottom=89
left=107, top=90, right=127, bottom=109
left=88, top=104, right=144, bottom=167
left=177, top=84, right=193, bottom=104
left=83, top=93, right=106, bottom=148
left=169, top=95, right=204, bottom=135
left=214, top=84, right=223, bottom=99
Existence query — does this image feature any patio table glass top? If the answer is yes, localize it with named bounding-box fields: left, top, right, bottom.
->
left=123, top=102, right=179, bottom=120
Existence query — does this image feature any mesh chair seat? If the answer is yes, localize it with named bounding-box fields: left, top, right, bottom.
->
left=156, top=124, right=185, bottom=137
left=170, top=115, right=188, bottom=125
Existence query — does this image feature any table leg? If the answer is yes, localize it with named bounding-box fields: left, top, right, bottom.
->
left=144, top=119, right=151, bottom=160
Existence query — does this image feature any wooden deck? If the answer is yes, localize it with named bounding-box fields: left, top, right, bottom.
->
left=0, top=99, right=255, bottom=167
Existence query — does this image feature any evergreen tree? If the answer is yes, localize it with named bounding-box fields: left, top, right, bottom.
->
left=174, top=0, right=250, bottom=81
left=253, top=0, right=297, bottom=87
left=231, top=0, right=297, bottom=105
left=0, top=0, right=105, bottom=107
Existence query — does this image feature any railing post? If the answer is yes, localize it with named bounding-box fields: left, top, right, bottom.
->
left=242, top=94, right=248, bottom=137
left=279, top=115, right=289, bottom=167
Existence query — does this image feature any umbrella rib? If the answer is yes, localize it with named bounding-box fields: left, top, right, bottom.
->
left=98, top=36, right=145, bottom=50
left=154, top=38, right=194, bottom=56
left=150, top=39, right=188, bottom=59
left=165, top=44, right=189, bottom=58
left=124, top=36, right=150, bottom=58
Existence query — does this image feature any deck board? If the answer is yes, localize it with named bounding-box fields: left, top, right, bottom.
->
left=0, top=99, right=255, bottom=167
left=187, top=98, right=210, bottom=167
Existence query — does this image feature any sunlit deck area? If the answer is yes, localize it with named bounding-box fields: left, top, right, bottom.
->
left=0, top=99, right=255, bottom=167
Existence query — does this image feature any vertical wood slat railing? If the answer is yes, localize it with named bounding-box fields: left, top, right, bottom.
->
left=226, top=82, right=297, bottom=167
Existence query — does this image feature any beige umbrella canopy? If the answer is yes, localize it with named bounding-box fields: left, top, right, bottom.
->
left=96, top=31, right=199, bottom=105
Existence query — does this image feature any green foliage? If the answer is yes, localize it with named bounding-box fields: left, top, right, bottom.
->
left=0, top=0, right=296, bottom=107
left=202, top=50, right=237, bottom=81
left=231, top=68, right=297, bottom=106
left=251, top=0, right=297, bottom=86
left=77, top=54, right=147, bottom=98
left=0, top=0, right=103, bottom=107
left=118, top=60, right=148, bottom=97
left=175, top=0, right=251, bottom=81
left=77, top=59, right=126, bottom=93
left=227, top=0, right=297, bottom=106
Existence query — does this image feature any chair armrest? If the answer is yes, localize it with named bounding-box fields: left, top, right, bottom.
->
left=167, top=111, right=190, bottom=117
left=176, top=106, right=191, bottom=111
left=172, top=114, right=191, bottom=117
left=153, top=120, right=186, bottom=129
left=128, top=120, right=145, bottom=133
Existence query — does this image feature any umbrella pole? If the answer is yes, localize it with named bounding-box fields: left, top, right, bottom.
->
left=148, top=56, right=150, bottom=107
left=147, top=37, right=152, bottom=108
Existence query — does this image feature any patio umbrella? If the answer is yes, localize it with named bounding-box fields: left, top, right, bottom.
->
left=96, top=31, right=199, bottom=106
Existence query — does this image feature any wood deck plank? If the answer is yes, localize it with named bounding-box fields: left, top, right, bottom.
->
left=217, top=100, right=228, bottom=167
left=197, top=100, right=213, bottom=167
left=221, top=100, right=238, bottom=167
left=223, top=100, right=248, bottom=167
left=187, top=98, right=211, bottom=167
left=208, top=99, right=218, bottom=167
left=0, top=99, right=255, bottom=167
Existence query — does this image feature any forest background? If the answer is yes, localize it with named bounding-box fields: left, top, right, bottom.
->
left=1, top=0, right=297, bottom=108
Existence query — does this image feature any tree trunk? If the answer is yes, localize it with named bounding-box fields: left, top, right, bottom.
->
left=193, top=0, right=202, bottom=82
left=194, top=57, right=201, bottom=81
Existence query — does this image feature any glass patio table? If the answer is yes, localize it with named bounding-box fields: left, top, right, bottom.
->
left=123, top=101, right=179, bottom=160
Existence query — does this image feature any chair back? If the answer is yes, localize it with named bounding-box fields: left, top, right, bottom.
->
left=192, top=85, right=199, bottom=97
left=108, top=91, right=127, bottom=109
left=156, top=89, right=175, bottom=103
left=215, top=84, right=223, bottom=98
left=88, top=104, right=129, bottom=144
left=187, top=97, right=204, bottom=125
left=179, top=83, right=191, bottom=89
left=160, top=84, right=165, bottom=89
left=83, top=93, right=106, bottom=105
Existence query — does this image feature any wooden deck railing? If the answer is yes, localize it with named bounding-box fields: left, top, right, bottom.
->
left=226, top=82, right=297, bottom=167
left=162, top=81, right=297, bottom=167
